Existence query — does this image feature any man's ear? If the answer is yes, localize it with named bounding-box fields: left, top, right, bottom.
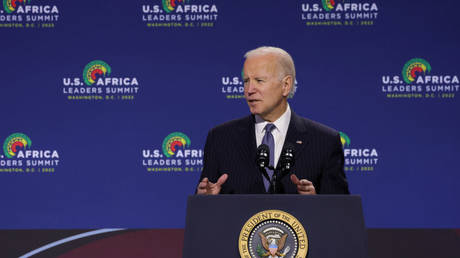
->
left=281, top=75, right=293, bottom=97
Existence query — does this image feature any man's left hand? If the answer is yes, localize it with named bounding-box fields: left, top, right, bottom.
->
left=290, top=174, right=316, bottom=195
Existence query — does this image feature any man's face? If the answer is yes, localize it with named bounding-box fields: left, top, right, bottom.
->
left=243, top=54, right=291, bottom=121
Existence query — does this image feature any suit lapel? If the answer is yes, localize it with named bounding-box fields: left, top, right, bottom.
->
left=235, top=115, right=257, bottom=160
left=235, top=115, right=266, bottom=193
left=284, top=112, right=310, bottom=157
left=279, top=112, right=311, bottom=193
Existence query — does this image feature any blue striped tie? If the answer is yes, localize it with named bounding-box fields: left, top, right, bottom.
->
left=262, top=123, right=276, bottom=191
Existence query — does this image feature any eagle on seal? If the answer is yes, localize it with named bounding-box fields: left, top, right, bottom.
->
left=258, top=232, right=288, bottom=257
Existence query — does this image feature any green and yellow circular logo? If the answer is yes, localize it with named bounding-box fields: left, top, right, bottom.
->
left=3, top=133, right=32, bottom=158
left=322, top=0, right=336, bottom=11
left=339, top=131, right=351, bottom=148
left=238, top=210, right=308, bottom=258
left=83, top=60, right=111, bottom=86
left=161, top=132, right=191, bottom=158
left=402, top=58, right=431, bottom=84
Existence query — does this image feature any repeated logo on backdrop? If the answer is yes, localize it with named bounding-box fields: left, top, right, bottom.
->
left=141, top=132, right=203, bottom=172
left=300, top=0, right=379, bottom=26
left=381, top=58, right=459, bottom=99
left=221, top=70, right=245, bottom=99
left=62, top=60, right=141, bottom=101
left=0, top=133, right=60, bottom=173
left=141, top=0, right=218, bottom=28
left=0, top=0, right=60, bottom=28
left=340, top=132, right=379, bottom=172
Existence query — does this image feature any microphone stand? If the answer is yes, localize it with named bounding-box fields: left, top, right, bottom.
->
left=271, top=168, right=278, bottom=194
left=270, top=166, right=291, bottom=194
left=259, top=165, right=277, bottom=194
left=265, top=165, right=280, bottom=194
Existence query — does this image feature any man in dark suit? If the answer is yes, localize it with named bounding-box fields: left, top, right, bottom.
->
left=197, top=46, right=349, bottom=195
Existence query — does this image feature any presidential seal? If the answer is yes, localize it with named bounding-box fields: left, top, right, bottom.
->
left=238, top=210, right=308, bottom=258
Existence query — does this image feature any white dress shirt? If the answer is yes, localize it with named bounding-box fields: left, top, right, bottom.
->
left=255, top=104, right=291, bottom=168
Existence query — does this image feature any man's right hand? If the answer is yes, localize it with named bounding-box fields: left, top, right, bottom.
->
left=196, top=173, right=228, bottom=195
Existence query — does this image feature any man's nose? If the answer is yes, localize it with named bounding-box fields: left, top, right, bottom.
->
left=246, top=80, right=256, bottom=94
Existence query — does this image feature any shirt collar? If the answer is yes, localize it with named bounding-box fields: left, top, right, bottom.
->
left=255, top=104, right=291, bottom=134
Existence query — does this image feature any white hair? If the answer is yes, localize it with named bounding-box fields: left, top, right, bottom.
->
left=244, top=46, right=297, bottom=98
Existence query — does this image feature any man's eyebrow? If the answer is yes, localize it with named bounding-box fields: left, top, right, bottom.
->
left=243, top=76, right=268, bottom=80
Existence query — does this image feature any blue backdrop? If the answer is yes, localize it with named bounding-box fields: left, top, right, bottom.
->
left=1, top=0, right=459, bottom=229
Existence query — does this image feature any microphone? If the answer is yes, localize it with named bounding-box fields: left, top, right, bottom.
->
left=256, top=144, right=270, bottom=169
left=269, top=143, right=296, bottom=194
left=256, top=143, right=296, bottom=194
left=278, top=143, right=295, bottom=173
left=256, top=144, right=272, bottom=186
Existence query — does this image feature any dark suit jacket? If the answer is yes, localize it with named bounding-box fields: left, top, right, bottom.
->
left=199, top=112, right=349, bottom=194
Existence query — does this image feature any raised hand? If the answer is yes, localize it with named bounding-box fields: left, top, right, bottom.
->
left=196, top=173, right=228, bottom=195
left=290, top=174, right=316, bottom=195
